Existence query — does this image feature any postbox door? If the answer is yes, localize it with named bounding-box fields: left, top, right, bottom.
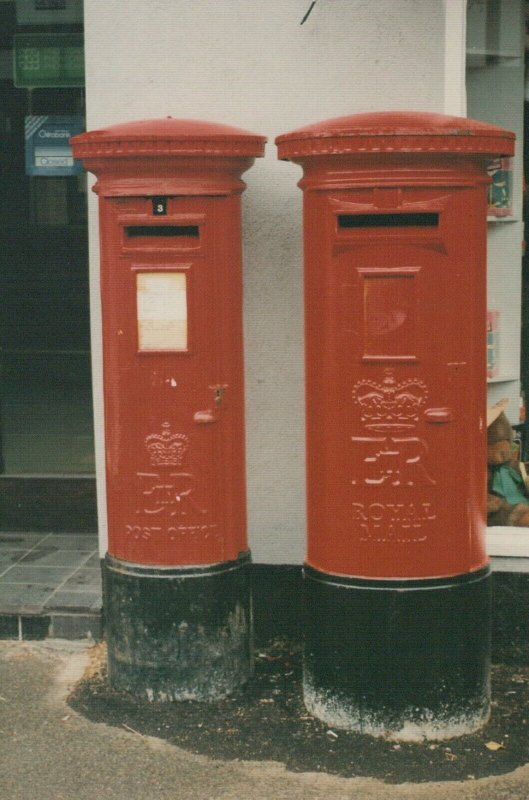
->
left=100, top=195, right=246, bottom=567
left=305, top=185, right=487, bottom=580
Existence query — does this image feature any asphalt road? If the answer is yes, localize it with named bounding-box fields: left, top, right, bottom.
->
left=1, top=639, right=529, bottom=800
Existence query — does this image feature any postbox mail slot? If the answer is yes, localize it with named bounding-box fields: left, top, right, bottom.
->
left=338, top=213, right=439, bottom=228
left=124, top=224, right=201, bottom=251
left=126, top=225, right=200, bottom=237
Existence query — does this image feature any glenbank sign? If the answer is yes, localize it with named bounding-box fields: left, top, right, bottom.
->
left=25, top=115, right=83, bottom=176
left=38, top=128, right=70, bottom=138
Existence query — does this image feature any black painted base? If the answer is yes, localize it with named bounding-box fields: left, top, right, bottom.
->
left=303, top=566, right=492, bottom=740
left=103, top=552, right=253, bottom=701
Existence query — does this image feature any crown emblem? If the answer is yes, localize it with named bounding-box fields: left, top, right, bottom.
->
left=352, top=369, right=428, bottom=432
left=145, top=422, right=189, bottom=467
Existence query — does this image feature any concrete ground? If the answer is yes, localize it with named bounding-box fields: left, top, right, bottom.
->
left=1, top=640, right=529, bottom=800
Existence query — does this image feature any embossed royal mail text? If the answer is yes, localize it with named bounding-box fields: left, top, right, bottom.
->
left=351, top=369, right=437, bottom=541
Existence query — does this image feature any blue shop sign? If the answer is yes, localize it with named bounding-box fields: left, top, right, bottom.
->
left=25, top=115, right=84, bottom=176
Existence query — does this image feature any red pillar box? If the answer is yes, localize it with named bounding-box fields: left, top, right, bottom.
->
left=276, top=112, right=514, bottom=739
left=71, top=119, right=265, bottom=700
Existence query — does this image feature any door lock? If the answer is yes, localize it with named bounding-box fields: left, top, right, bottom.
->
left=210, top=384, right=228, bottom=406
left=193, top=385, right=228, bottom=424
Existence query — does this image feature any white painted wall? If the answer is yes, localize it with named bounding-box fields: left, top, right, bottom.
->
left=83, top=0, right=450, bottom=563
left=444, top=0, right=468, bottom=116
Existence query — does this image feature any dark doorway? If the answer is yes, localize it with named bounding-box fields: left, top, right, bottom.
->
left=0, top=4, right=96, bottom=531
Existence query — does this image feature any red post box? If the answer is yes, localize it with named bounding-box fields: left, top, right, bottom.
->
left=276, top=112, right=514, bottom=739
left=71, top=119, right=265, bottom=700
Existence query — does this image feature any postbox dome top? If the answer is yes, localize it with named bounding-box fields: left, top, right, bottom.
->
left=276, top=111, right=514, bottom=160
left=71, top=117, right=266, bottom=159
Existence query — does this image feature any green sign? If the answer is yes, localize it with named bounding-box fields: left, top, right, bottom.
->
left=14, top=33, right=84, bottom=88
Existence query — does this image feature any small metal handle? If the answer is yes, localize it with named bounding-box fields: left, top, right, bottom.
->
left=193, top=385, right=228, bottom=423
left=424, top=407, right=453, bottom=424
left=209, top=384, right=228, bottom=407
left=193, top=410, right=217, bottom=424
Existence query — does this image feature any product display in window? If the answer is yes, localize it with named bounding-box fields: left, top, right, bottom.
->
left=487, top=398, right=529, bottom=526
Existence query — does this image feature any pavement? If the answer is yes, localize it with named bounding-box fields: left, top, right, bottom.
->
left=0, top=532, right=101, bottom=640
left=2, top=639, right=529, bottom=800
